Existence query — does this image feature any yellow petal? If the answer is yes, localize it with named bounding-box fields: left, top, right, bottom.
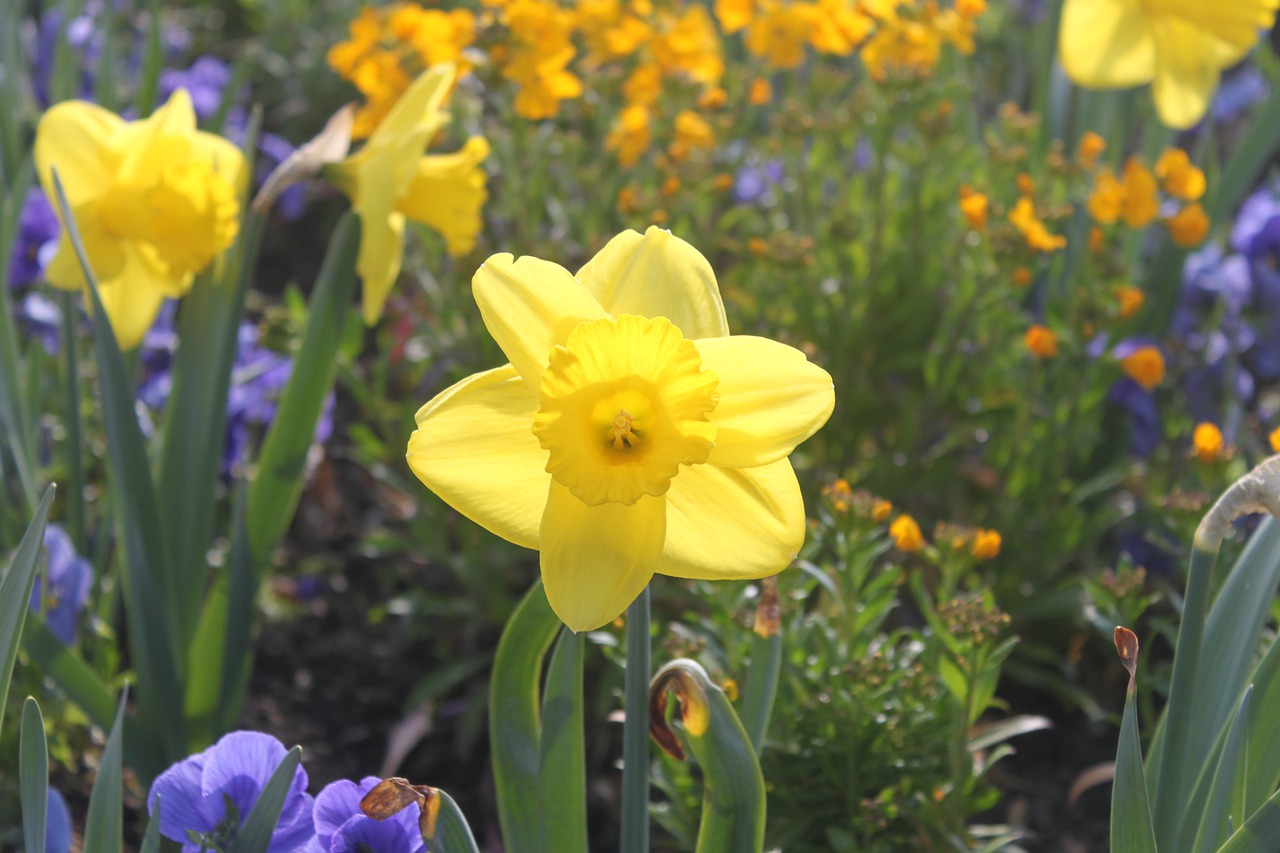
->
left=695, top=336, right=834, bottom=468
left=540, top=481, right=663, bottom=631
left=116, top=89, right=198, bottom=185
left=34, top=101, right=122, bottom=208
left=394, top=136, right=490, bottom=256
left=352, top=149, right=407, bottom=324
left=471, top=253, right=610, bottom=391
left=575, top=227, right=730, bottom=340
left=659, top=459, right=804, bottom=580
left=407, top=365, right=549, bottom=549
left=1058, top=0, right=1156, bottom=89
left=367, top=63, right=455, bottom=149
left=96, top=247, right=174, bottom=350
left=1150, top=18, right=1221, bottom=130
left=188, top=130, right=248, bottom=194
left=43, top=215, right=127, bottom=292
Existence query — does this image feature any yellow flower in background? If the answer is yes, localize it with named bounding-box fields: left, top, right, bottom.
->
left=1270, top=426, right=1280, bottom=453
left=1193, top=422, right=1224, bottom=463
left=1120, top=345, right=1165, bottom=390
left=890, top=515, right=925, bottom=552
left=502, top=0, right=584, bottom=119
left=651, top=5, right=725, bottom=86
left=1058, top=0, right=1280, bottom=129
left=971, top=528, right=1001, bottom=560
left=1165, top=203, right=1210, bottom=248
left=716, top=0, right=757, bottom=32
left=406, top=227, right=835, bottom=631
left=1087, top=169, right=1125, bottom=224
left=668, top=109, right=716, bottom=161
left=745, top=1, right=813, bottom=69
left=958, top=187, right=988, bottom=231
left=1120, top=159, right=1159, bottom=228
left=1114, top=285, right=1145, bottom=320
left=1155, top=148, right=1206, bottom=201
left=328, top=64, right=490, bottom=324
left=1077, top=131, right=1106, bottom=169
left=748, top=76, right=773, bottom=104
left=34, top=89, right=244, bottom=350
left=807, top=0, right=874, bottom=56
left=606, top=103, right=653, bottom=167
left=1024, top=324, right=1059, bottom=358
left=1009, top=197, right=1066, bottom=252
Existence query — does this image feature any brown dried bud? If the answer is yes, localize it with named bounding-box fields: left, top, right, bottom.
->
left=1114, top=626, right=1139, bottom=683
left=754, top=576, right=781, bottom=639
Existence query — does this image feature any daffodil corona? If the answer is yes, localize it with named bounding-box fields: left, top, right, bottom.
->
left=407, top=228, right=835, bottom=631
left=1058, top=0, right=1280, bottom=129
left=34, top=89, right=244, bottom=350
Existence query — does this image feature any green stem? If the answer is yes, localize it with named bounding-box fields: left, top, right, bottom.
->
left=59, top=290, right=85, bottom=551
left=620, top=585, right=651, bottom=853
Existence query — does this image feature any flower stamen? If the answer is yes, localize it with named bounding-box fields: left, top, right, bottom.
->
left=611, top=409, right=640, bottom=450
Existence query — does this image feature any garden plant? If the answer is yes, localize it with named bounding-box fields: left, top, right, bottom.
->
left=6, top=0, right=1280, bottom=851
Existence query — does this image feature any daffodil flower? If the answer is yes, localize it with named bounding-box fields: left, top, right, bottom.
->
left=407, top=228, right=835, bottom=631
left=1058, top=0, right=1279, bottom=129
left=326, top=63, right=490, bottom=324
left=34, top=89, right=244, bottom=350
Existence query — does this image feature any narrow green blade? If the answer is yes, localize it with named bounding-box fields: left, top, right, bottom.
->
left=428, top=789, right=482, bottom=853
left=539, top=629, right=587, bottom=853
left=0, top=483, right=53, bottom=731
left=490, top=580, right=561, bottom=853
left=20, top=697, right=49, bottom=853
left=1112, top=682, right=1158, bottom=853
left=1190, top=687, right=1253, bottom=851
left=84, top=688, right=129, bottom=853
left=230, top=746, right=303, bottom=853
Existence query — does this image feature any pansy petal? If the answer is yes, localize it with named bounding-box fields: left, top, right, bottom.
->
left=472, top=253, right=610, bottom=391
left=659, top=459, right=804, bottom=580
left=34, top=101, right=121, bottom=207
left=313, top=780, right=364, bottom=838
left=1058, top=0, right=1156, bottom=89
left=1150, top=18, right=1222, bottom=130
left=407, top=365, right=549, bottom=549
left=540, top=482, right=663, bottom=632
left=201, top=732, right=295, bottom=798
left=695, top=335, right=834, bottom=468
left=575, top=227, right=729, bottom=339
left=149, top=753, right=218, bottom=840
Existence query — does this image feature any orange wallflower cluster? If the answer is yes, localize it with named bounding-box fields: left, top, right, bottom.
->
left=1087, top=147, right=1210, bottom=248
left=328, top=4, right=477, bottom=137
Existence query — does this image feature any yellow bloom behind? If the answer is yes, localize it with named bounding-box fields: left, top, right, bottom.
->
left=1058, top=0, right=1280, bottom=129
left=406, top=227, right=835, bottom=631
left=327, top=64, right=491, bottom=323
left=34, top=89, right=244, bottom=350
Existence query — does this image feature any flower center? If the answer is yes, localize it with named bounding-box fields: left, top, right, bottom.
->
left=98, top=141, right=240, bottom=279
left=532, top=314, right=719, bottom=506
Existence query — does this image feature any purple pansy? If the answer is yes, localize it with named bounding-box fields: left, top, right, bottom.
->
left=148, top=731, right=315, bottom=853
left=1107, top=378, right=1161, bottom=459
left=304, top=777, right=425, bottom=853
left=159, top=56, right=232, bottom=120
left=1212, top=65, right=1269, bottom=125
left=29, top=524, right=93, bottom=646
left=734, top=160, right=784, bottom=205
left=46, top=788, right=72, bottom=853
left=8, top=188, right=60, bottom=288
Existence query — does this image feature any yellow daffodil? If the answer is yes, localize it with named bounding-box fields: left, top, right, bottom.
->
left=327, top=63, right=491, bottom=324
left=34, top=89, right=244, bottom=350
left=407, top=227, right=835, bottom=631
left=1058, top=0, right=1280, bottom=129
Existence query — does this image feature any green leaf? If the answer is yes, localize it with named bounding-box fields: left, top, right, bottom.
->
left=740, top=632, right=781, bottom=755
left=0, top=483, right=53, bottom=731
left=247, top=212, right=360, bottom=568
left=1190, top=686, right=1252, bottom=851
left=84, top=687, right=129, bottom=853
left=140, top=797, right=163, bottom=853
left=1219, top=785, right=1280, bottom=853
left=1111, top=682, right=1157, bottom=853
left=490, top=580, right=561, bottom=853
left=539, top=629, right=587, bottom=853
left=133, top=0, right=164, bottom=116
left=0, top=160, right=40, bottom=512
left=650, top=659, right=767, bottom=853
left=229, top=745, right=302, bottom=853
left=50, top=170, right=187, bottom=766
left=428, top=789, right=482, bottom=853
left=20, top=697, right=49, bottom=853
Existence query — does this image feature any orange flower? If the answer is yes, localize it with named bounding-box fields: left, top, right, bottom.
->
left=1120, top=346, right=1165, bottom=390
left=1166, top=203, right=1210, bottom=248
left=1024, top=324, right=1059, bottom=358
left=958, top=187, right=989, bottom=231
left=1121, top=158, right=1159, bottom=228
left=1077, top=131, right=1106, bottom=169
left=1156, top=149, right=1206, bottom=201
left=1009, top=197, right=1066, bottom=252
left=606, top=104, right=652, bottom=168
left=1114, top=285, right=1145, bottom=320
left=748, top=76, right=772, bottom=104
left=971, top=528, right=1001, bottom=560
left=1192, top=422, right=1223, bottom=463
left=890, top=515, right=925, bottom=552
left=1012, top=266, right=1034, bottom=287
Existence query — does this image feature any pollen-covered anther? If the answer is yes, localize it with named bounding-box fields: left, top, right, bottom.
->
left=532, top=314, right=719, bottom=507
left=611, top=410, right=640, bottom=450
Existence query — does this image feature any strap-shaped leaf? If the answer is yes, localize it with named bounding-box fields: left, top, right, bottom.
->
left=1111, top=678, right=1157, bottom=853
left=140, top=796, right=163, bottom=853
left=229, top=745, right=303, bottom=853
left=429, top=789, right=482, bottom=853
left=540, top=629, right=587, bottom=853
left=0, top=483, right=53, bottom=731
left=490, top=580, right=561, bottom=853
left=20, top=697, right=49, bottom=853
left=50, top=171, right=186, bottom=767
left=1191, top=687, right=1253, bottom=851
left=84, top=687, right=129, bottom=853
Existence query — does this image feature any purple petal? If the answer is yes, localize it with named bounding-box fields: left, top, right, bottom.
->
left=313, top=780, right=365, bottom=839
left=149, top=751, right=219, bottom=841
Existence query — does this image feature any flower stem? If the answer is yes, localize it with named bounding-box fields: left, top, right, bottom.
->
left=620, top=585, right=651, bottom=853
